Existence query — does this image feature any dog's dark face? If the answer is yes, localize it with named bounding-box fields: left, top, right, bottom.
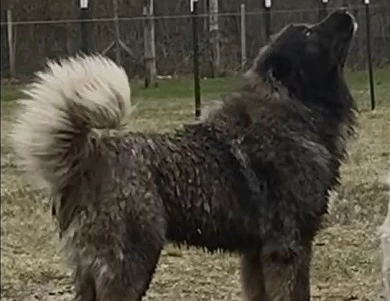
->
left=254, top=9, right=357, bottom=105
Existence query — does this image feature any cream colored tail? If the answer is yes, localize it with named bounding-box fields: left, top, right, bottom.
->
left=10, top=54, right=132, bottom=195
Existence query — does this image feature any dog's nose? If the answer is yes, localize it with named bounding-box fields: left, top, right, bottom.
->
left=317, top=8, right=356, bottom=36
left=333, top=7, right=351, bottom=17
left=338, top=7, right=348, bottom=14
left=335, top=8, right=358, bottom=32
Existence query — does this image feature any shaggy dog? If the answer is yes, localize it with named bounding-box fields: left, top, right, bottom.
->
left=10, top=9, right=357, bottom=301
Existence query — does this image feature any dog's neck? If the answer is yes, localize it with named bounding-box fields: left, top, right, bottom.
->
left=205, top=77, right=357, bottom=164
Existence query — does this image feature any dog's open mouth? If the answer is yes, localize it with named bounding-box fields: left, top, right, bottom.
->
left=316, top=9, right=358, bottom=66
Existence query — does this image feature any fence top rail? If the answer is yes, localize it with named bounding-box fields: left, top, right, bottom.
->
left=1, top=4, right=388, bottom=26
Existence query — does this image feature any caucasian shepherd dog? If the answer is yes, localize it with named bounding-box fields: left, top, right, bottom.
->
left=11, top=9, right=358, bottom=301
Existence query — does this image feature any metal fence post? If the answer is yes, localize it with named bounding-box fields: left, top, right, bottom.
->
left=191, top=0, right=201, bottom=119
left=79, top=0, right=89, bottom=54
left=318, top=0, right=328, bottom=21
left=264, top=0, right=272, bottom=41
left=364, top=0, right=376, bottom=110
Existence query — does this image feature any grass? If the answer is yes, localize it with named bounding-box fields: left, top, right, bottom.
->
left=2, top=67, right=388, bottom=108
left=1, top=69, right=390, bottom=301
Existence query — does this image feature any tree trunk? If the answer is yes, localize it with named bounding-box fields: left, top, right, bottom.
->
left=143, top=0, right=157, bottom=88
left=6, top=9, right=16, bottom=78
left=209, top=0, right=220, bottom=78
left=112, top=0, right=121, bottom=65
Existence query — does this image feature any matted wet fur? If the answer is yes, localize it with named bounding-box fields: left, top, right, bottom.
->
left=10, top=9, right=358, bottom=301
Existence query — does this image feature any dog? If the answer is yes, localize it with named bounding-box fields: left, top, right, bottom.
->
left=10, top=9, right=357, bottom=301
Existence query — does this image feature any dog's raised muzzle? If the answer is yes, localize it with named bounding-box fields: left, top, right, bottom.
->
left=318, top=9, right=356, bottom=36
left=315, top=9, right=357, bottom=66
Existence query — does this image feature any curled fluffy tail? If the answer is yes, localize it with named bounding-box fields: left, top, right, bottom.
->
left=10, top=54, right=132, bottom=193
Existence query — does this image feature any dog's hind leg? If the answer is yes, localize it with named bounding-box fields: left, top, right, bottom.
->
left=71, top=230, right=163, bottom=301
left=66, top=197, right=166, bottom=301
left=94, top=218, right=164, bottom=301
left=74, top=268, right=96, bottom=301
left=95, top=249, right=162, bottom=301
left=75, top=227, right=163, bottom=301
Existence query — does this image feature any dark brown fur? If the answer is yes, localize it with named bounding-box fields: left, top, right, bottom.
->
left=12, top=10, right=358, bottom=301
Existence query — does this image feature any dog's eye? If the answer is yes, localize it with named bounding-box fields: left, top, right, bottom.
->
left=305, top=29, right=312, bottom=37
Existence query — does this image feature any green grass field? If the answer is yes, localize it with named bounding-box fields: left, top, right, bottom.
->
left=1, top=69, right=390, bottom=300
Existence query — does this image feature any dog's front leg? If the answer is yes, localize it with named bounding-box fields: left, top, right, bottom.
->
left=261, top=243, right=312, bottom=301
left=241, top=250, right=267, bottom=301
left=241, top=242, right=312, bottom=301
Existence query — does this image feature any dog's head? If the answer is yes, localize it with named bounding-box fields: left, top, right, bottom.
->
left=251, top=9, right=357, bottom=106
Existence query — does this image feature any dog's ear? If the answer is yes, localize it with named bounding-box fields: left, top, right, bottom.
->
left=259, top=55, right=292, bottom=82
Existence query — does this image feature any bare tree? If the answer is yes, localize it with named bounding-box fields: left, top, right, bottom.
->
left=143, top=0, right=157, bottom=88
left=113, top=0, right=121, bottom=65
left=209, top=0, right=220, bottom=77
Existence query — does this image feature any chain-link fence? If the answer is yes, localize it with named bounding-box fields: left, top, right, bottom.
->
left=1, top=2, right=389, bottom=79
